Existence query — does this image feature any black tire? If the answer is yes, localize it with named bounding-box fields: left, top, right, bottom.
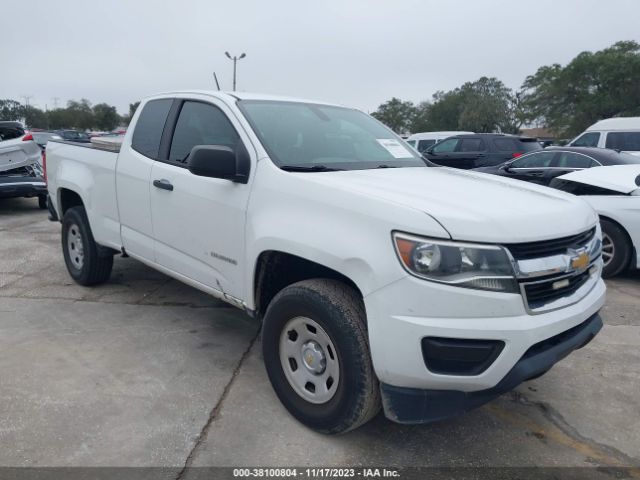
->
left=601, top=219, right=632, bottom=278
left=262, top=279, right=381, bottom=434
left=61, top=206, right=113, bottom=286
left=38, top=195, right=47, bottom=210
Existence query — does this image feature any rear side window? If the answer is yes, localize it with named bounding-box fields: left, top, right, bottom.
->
left=458, top=138, right=486, bottom=152
left=169, top=101, right=240, bottom=163
left=0, top=122, right=25, bottom=141
left=493, top=138, right=516, bottom=151
left=131, top=99, right=173, bottom=159
left=555, top=152, right=594, bottom=168
left=572, top=132, right=600, bottom=147
left=605, top=132, right=640, bottom=151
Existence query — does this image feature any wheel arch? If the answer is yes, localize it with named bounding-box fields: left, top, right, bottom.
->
left=252, top=250, right=363, bottom=319
left=599, top=214, right=636, bottom=269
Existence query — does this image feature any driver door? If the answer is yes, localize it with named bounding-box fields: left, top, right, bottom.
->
left=149, top=98, right=253, bottom=300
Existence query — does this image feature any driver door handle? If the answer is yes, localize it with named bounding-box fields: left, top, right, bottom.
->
left=153, top=179, right=174, bottom=191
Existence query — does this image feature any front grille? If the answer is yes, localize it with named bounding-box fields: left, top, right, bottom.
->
left=523, top=269, right=592, bottom=309
left=505, top=228, right=596, bottom=260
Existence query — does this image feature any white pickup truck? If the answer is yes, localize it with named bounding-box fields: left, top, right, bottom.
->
left=46, top=91, right=606, bottom=433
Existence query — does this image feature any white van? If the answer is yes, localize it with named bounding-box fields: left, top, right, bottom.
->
left=406, top=131, right=473, bottom=153
left=569, top=117, right=640, bottom=156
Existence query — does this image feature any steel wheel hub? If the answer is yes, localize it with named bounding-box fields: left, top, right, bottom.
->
left=301, top=340, right=326, bottom=374
left=279, top=316, right=340, bottom=404
left=67, top=223, right=84, bottom=269
left=602, top=232, right=615, bottom=267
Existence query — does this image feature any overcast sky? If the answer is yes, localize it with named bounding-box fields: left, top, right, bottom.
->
left=3, top=0, right=640, bottom=115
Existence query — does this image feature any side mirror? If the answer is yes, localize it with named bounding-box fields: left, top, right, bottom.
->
left=188, top=144, right=250, bottom=183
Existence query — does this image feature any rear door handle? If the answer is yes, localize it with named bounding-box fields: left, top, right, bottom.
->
left=153, top=179, right=174, bottom=191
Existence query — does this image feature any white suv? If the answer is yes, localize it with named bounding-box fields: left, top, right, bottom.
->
left=570, top=117, right=640, bottom=156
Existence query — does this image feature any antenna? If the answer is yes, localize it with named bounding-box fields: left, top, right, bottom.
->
left=21, top=95, right=33, bottom=108
left=213, top=72, right=221, bottom=91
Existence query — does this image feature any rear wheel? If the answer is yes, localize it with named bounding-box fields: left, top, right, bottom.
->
left=601, top=219, right=631, bottom=278
left=61, top=206, right=113, bottom=285
left=262, top=279, right=380, bottom=434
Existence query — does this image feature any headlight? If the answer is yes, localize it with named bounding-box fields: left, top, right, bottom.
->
left=393, top=232, right=518, bottom=293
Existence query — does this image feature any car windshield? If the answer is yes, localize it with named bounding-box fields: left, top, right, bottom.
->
left=238, top=100, right=425, bottom=170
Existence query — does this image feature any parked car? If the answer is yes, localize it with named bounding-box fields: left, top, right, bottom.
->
left=406, top=131, right=473, bottom=153
left=472, top=147, right=640, bottom=186
left=422, top=133, right=542, bottom=169
left=31, top=131, right=62, bottom=151
left=569, top=117, right=640, bottom=156
left=46, top=91, right=604, bottom=433
left=550, top=165, right=640, bottom=278
left=0, top=121, right=48, bottom=208
left=54, top=130, right=91, bottom=143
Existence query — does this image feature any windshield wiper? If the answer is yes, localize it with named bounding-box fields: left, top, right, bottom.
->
left=280, top=165, right=343, bottom=172
left=375, top=164, right=398, bottom=168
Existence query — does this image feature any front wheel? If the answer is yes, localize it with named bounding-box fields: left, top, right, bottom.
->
left=61, top=206, right=113, bottom=285
left=262, top=279, right=381, bottom=434
left=601, top=219, right=631, bottom=278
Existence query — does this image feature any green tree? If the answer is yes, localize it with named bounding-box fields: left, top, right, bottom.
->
left=92, top=103, right=119, bottom=131
left=410, top=101, right=432, bottom=132
left=522, top=40, right=640, bottom=137
left=65, top=99, right=94, bottom=130
left=424, top=90, right=465, bottom=131
left=424, top=77, right=520, bottom=133
left=129, top=101, right=140, bottom=118
left=457, top=77, right=520, bottom=133
left=22, top=106, right=49, bottom=129
left=0, top=99, right=23, bottom=120
left=47, top=108, right=71, bottom=129
left=371, top=97, right=416, bottom=133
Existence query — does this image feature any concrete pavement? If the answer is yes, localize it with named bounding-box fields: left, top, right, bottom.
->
left=1, top=197, right=638, bottom=475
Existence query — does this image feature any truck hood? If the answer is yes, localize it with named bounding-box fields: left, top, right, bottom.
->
left=304, top=167, right=597, bottom=243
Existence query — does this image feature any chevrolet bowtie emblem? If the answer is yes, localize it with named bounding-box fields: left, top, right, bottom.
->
left=571, top=251, right=590, bottom=271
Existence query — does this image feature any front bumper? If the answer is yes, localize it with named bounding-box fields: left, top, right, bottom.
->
left=365, top=272, right=605, bottom=391
left=380, top=312, right=602, bottom=423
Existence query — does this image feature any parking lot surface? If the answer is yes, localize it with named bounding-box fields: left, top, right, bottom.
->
left=1, top=198, right=639, bottom=475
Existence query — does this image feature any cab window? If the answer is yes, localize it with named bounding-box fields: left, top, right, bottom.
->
left=131, top=99, right=173, bottom=159
left=169, top=101, right=240, bottom=164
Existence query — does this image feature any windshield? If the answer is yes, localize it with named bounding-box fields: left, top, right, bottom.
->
left=238, top=100, right=425, bottom=170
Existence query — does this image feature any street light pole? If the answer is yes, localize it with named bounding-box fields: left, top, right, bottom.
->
left=225, top=51, right=246, bottom=91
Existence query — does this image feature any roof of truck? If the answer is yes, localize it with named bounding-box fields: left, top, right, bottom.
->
left=151, top=90, right=345, bottom=108
left=586, top=117, right=640, bottom=131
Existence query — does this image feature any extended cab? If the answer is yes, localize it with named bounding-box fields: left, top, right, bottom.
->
left=46, top=91, right=606, bottom=433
